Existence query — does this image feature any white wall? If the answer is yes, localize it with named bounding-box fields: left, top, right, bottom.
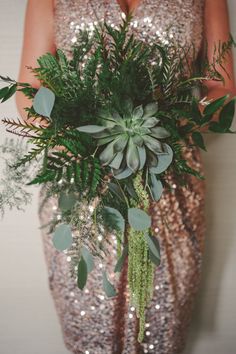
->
left=0, top=1, right=235, bottom=353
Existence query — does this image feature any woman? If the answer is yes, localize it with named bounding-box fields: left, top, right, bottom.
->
left=16, top=1, right=236, bottom=353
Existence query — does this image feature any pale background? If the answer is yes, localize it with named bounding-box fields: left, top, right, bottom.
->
left=0, top=1, right=236, bottom=353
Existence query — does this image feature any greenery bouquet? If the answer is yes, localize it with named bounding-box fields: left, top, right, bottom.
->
left=0, top=14, right=235, bottom=341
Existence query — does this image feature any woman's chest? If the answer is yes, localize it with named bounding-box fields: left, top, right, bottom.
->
left=54, top=0, right=205, bottom=59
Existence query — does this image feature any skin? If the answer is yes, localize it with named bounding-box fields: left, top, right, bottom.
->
left=16, top=0, right=236, bottom=123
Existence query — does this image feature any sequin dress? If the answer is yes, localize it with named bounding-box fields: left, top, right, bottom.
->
left=38, top=1, right=206, bottom=353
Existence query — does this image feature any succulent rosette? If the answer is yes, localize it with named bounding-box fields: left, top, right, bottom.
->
left=77, top=99, right=174, bottom=182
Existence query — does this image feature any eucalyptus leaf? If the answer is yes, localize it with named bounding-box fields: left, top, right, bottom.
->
left=128, top=208, right=151, bottom=231
left=114, top=245, right=128, bottom=273
left=102, top=271, right=117, bottom=297
left=58, top=191, right=77, bottom=211
left=103, top=206, right=125, bottom=232
left=81, top=246, right=95, bottom=273
left=52, top=224, right=73, bottom=251
left=77, top=256, right=88, bottom=290
left=33, top=86, right=55, bottom=118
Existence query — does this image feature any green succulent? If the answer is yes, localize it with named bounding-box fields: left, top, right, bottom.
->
left=78, top=99, right=173, bottom=179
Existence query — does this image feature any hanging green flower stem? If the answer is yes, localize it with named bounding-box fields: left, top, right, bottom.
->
left=128, top=172, right=154, bottom=342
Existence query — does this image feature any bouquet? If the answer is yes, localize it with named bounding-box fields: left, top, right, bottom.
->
left=0, top=14, right=235, bottom=341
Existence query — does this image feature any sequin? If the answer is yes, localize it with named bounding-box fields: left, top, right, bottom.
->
left=39, top=1, right=206, bottom=353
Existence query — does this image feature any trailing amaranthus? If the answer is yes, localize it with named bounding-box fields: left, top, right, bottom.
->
left=128, top=171, right=156, bottom=342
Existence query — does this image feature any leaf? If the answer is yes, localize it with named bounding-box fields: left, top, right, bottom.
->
left=149, top=143, right=173, bottom=174
left=77, top=125, right=107, bottom=133
left=102, top=271, right=117, bottom=297
left=143, top=135, right=164, bottom=154
left=191, top=98, right=202, bottom=122
left=27, top=169, right=56, bottom=185
left=149, top=174, right=164, bottom=201
left=203, top=95, right=229, bottom=116
left=33, top=87, right=55, bottom=118
left=132, top=135, right=144, bottom=146
left=109, top=151, right=124, bottom=169
left=192, top=132, right=207, bottom=151
left=128, top=208, right=151, bottom=231
left=103, top=206, right=125, bottom=232
left=137, top=146, right=146, bottom=170
left=142, top=117, right=160, bottom=128
left=99, top=141, right=116, bottom=165
left=126, top=139, right=139, bottom=172
left=150, top=126, right=170, bottom=139
left=108, top=182, right=127, bottom=202
left=149, top=249, right=161, bottom=266
left=81, top=246, right=94, bottom=273
left=125, top=180, right=138, bottom=199
left=0, top=86, right=9, bottom=100
left=113, top=166, right=133, bottom=180
left=219, top=99, right=235, bottom=131
left=208, top=122, right=225, bottom=133
left=132, top=104, right=143, bottom=119
left=144, top=232, right=161, bottom=266
left=58, top=191, right=77, bottom=211
left=123, top=97, right=133, bottom=115
left=143, top=102, right=158, bottom=118
left=1, top=84, right=17, bottom=103
left=113, top=134, right=128, bottom=152
left=52, top=224, right=73, bottom=251
left=114, top=245, right=128, bottom=273
left=77, top=256, right=88, bottom=290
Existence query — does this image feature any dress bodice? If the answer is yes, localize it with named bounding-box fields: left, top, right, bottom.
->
left=54, top=0, right=205, bottom=60
left=39, top=3, right=207, bottom=354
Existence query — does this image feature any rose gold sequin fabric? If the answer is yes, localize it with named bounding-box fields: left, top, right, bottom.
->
left=38, top=1, right=206, bottom=353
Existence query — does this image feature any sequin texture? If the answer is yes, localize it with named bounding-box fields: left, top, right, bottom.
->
left=38, top=1, right=206, bottom=353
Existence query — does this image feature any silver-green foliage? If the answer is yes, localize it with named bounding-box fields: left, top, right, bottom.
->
left=0, top=139, right=34, bottom=216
